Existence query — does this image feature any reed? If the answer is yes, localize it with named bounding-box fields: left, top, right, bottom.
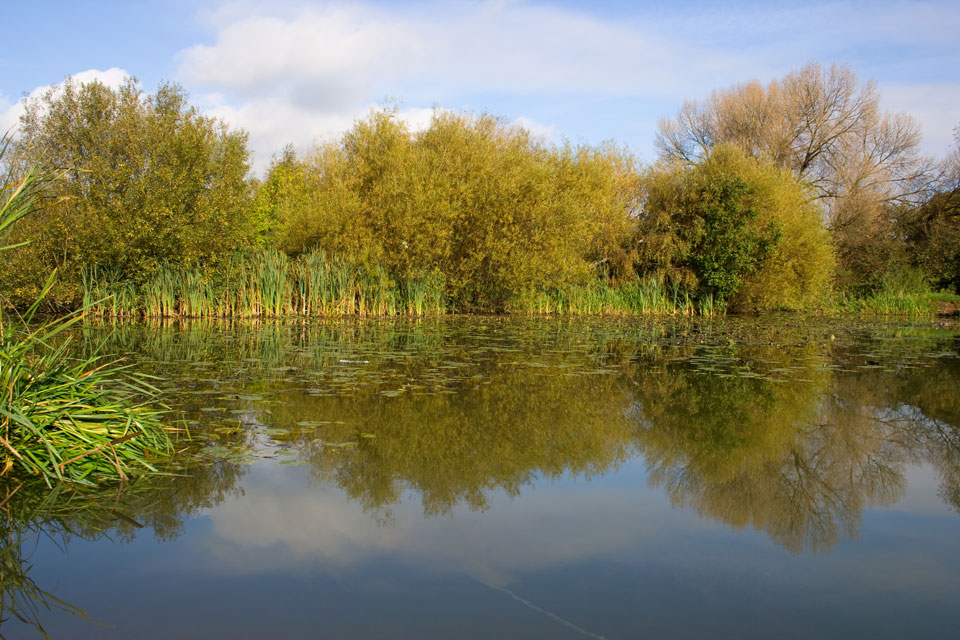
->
left=80, top=249, right=449, bottom=319
left=827, top=271, right=951, bottom=316
left=2, top=137, right=176, bottom=485
left=829, top=290, right=939, bottom=315
left=0, top=320, right=175, bottom=486
left=517, top=277, right=710, bottom=316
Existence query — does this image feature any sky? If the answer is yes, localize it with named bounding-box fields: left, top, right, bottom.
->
left=2, top=0, right=958, bottom=174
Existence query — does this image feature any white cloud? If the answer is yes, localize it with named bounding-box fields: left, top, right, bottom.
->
left=0, top=67, right=129, bottom=139
left=173, top=2, right=716, bottom=170
left=196, top=467, right=690, bottom=587
left=514, top=116, right=556, bottom=142
left=174, top=1, right=960, bottom=170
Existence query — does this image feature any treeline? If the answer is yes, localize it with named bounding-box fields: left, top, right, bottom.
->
left=2, top=64, right=958, bottom=316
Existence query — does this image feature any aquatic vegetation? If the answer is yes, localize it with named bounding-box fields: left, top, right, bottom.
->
left=1, top=135, right=175, bottom=486
left=0, top=322, right=175, bottom=485
left=514, top=276, right=711, bottom=315
left=82, top=248, right=450, bottom=318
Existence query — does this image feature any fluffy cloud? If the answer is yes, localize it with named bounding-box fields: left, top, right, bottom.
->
left=178, top=2, right=659, bottom=169
left=174, top=1, right=960, bottom=171
left=0, top=67, right=128, bottom=137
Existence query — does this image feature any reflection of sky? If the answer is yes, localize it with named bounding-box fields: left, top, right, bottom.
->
left=21, top=457, right=960, bottom=639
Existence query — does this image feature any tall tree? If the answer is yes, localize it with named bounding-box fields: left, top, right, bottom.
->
left=655, top=63, right=935, bottom=283
left=4, top=77, right=253, bottom=305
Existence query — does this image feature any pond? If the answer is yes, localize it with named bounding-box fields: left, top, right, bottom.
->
left=2, top=316, right=959, bottom=639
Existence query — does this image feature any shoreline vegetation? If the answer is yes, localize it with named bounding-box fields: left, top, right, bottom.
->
left=79, top=248, right=958, bottom=318
left=1, top=138, right=176, bottom=487
left=0, top=62, right=957, bottom=319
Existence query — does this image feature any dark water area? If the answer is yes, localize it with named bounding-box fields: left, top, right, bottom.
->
left=2, top=316, right=960, bottom=639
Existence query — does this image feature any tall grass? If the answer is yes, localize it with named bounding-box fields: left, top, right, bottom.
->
left=515, top=277, right=720, bottom=316
left=2, top=135, right=175, bottom=486
left=828, top=269, right=952, bottom=316
left=82, top=248, right=448, bottom=319
left=83, top=258, right=731, bottom=318
left=0, top=322, right=175, bottom=485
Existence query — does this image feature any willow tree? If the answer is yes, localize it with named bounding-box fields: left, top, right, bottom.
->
left=655, top=63, right=934, bottom=285
left=267, top=108, right=637, bottom=309
left=4, top=77, right=253, bottom=306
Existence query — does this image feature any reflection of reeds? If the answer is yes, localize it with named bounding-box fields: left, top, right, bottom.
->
left=82, top=249, right=449, bottom=319
left=0, top=465, right=242, bottom=637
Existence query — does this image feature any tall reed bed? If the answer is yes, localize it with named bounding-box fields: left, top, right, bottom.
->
left=829, top=290, right=940, bottom=315
left=82, top=249, right=448, bottom=319
left=517, top=277, right=723, bottom=316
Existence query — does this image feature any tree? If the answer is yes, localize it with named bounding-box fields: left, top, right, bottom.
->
left=3, top=77, right=254, bottom=306
left=264, top=108, right=637, bottom=309
left=897, top=125, right=960, bottom=292
left=655, top=63, right=934, bottom=285
left=638, top=145, right=835, bottom=311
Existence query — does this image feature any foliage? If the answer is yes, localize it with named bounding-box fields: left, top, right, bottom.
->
left=637, top=145, right=835, bottom=311
left=262, top=108, right=638, bottom=310
left=655, top=62, right=935, bottom=288
left=2, top=77, right=254, bottom=307
left=0, top=134, right=174, bottom=486
left=896, top=127, right=960, bottom=293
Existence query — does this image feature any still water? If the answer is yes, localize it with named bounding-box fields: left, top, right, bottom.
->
left=2, top=317, right=959, bottom=639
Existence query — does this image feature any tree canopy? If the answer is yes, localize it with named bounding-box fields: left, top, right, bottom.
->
left=637, top=145, right=835, bottom=311
left=3, top=77, right=253, bottom=305
left=262, top=108, right=638, bottom=309
left=655, top=63, right=935, bottom=287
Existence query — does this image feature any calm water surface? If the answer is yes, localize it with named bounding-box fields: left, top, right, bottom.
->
left=2, top=317, right=959, bottom=639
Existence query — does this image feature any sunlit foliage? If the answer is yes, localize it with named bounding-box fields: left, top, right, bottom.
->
left=263, top=108, right=638, bottom=310
left=637, top=145, right=835, bottom=311
left=2, top=78, right=254, bottom=306
left=656, top=62, right=936, bottom=289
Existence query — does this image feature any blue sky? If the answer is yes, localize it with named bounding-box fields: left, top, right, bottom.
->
left=2, top=0, right=959, bottom=173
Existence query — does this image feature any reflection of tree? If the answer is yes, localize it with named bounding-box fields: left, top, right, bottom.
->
left=828, top=348, right=960, bottom=514
left=629, top=338, right=960, bottom=552
left=0, top=456, right=244, bottom=637
left=70, top=319, right=960, bottom=555
left=269, top=367, right=637, bottom=516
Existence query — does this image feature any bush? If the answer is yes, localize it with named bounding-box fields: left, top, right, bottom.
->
left=2, top=77, right=254, bottom=307
left=637, top=145, right=835, bottom=311
left=260, top=108, right=638, bottom=310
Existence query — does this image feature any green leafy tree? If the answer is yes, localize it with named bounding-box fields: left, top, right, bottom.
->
left=638, top=145, right=835, bottom=310
left=899, top=125, right=960, bottom=292
left=655, top=63, right=935, bottom=288
left=262, top=108, right=637, bottom=309
left=3, top=77, right=254, bottom=306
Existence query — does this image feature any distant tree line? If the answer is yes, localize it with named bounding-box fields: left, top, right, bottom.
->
left=1, top=63, right=957, bottom=314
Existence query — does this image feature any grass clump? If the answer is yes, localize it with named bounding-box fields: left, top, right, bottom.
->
left=1, top=136, right=175, bottom=486
left=0, top=320, right=174, bottom=486
left=81, top=248, right=448, bottom=319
